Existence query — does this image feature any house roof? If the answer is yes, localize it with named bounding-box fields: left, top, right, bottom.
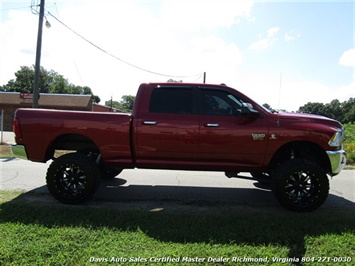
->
left=93, top=103, right=123, bottom=112
left=0, top=92, right=92, bottom=109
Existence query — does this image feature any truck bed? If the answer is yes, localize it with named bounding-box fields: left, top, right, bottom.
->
left=14, top=108, right=133, bottom=165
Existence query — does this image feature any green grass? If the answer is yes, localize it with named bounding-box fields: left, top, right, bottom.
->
left=0, top=191, right=354, bottom=265
left=8, top=145, right=27, bottom=160
left=344, top=123, right=355, bottom=165
left=0, top=144, right=12, bottom=158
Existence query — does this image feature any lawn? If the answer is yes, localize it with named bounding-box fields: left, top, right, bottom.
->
left=0, top=191, right=354, bottom=265
left=344, top=123, right=355, bottom=165
left=0, top=144, right=12, bottom=158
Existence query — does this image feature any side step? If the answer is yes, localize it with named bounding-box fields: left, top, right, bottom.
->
left=225, top=172, right=255, bottom=181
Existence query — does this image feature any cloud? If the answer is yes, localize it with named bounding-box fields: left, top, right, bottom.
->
left=248, top=27, right=301, bottom=51
left=238, top=72, right=353, bottom=112
left=267, top=27, right=279, bottom=37
left=336, top=81, right=355, bottom=101
left=248, top=27, right=279, bottom=51
left=48, top=1, right=252, bottom=100
left=284, top=30, right=301, bottom=42
left=0, top=10, right=38, bottom=83
left=160, top=0, right=254, bottom=31
left=0, top=1, right=254, bottom=102
left=339, top=49, right=355, bottom=67
left=248, top=39, right=271, bottom=51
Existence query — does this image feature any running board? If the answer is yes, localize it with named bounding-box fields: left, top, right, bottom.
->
left=225, top=172, right=255, bottom=181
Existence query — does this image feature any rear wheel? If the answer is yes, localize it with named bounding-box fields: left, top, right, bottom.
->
left=272, top=159, right=329, bottom=212
left=77, top=150, right=122, bottom=179
left=46, top=153, right=101, bottom=204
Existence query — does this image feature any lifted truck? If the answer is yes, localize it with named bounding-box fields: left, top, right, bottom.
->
left=12, top=83, right=347, bottom=211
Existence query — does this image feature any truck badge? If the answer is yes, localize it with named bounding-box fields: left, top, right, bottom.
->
left=252, top=133, right=266, bottom=140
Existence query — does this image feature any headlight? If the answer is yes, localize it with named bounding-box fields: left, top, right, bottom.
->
left=328, top=131, right=343, bottom=147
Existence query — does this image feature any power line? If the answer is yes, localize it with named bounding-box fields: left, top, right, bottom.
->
left=46, top=11, right=203, bottom=79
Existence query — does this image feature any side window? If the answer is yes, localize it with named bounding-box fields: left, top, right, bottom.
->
left=201, top=90, right=244, bottom=116
left=149, top=87, right=194, bottom=114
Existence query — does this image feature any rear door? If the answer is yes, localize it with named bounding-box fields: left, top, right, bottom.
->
left=135, top=85, right=199, bottom=168
left=198, top=87, right=269, bottom=169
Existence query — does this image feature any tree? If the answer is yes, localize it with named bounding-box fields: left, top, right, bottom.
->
left=49, top=74, right=71, bottom=94
left=262, top=103, right=273, bottom=111
left=299, top=102, right=326, bottom=116
left=120, top=95, right=135, bottom=111
left=324, top=99, right=342, bottom=121
left=2, top=66, right=56, bottom=93
left=341, top=98, right=355, bottom=123
left=104, top=99, right=121, bottom=110
left=91, top=95, right=101, bottom=104
left=3, top=66, right=36, bottom=93
left=1, top=65, right=100, bottom=103
left=105, top=95, right=136, bottom=112
left=298, top=98, right=355, bottom=123
left=167, top=78, right=183, bottom=82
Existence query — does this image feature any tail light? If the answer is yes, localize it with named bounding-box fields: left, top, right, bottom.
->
left=13, top=117, right=23, bottom=142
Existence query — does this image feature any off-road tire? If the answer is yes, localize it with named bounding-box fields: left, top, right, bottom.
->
left=46, top=153, right=101, bottom=204
left=272, top=159, right=329, bottom=212
left=77, top=150, right=122, bottom=179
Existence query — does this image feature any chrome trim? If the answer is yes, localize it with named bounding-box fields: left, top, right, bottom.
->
left=326, top=150, right=346, bottom=176
left=11, top=145, right=28, bottom=160
left=205, top=123, right=220, bottom=127
left=143, top=121, right=157, bottom=125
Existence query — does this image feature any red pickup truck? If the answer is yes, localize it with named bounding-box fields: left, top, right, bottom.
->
left=12, top=82, right=346, bottom=211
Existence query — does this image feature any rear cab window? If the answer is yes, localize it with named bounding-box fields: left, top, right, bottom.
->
left=149, top=86, right=196, bottom=114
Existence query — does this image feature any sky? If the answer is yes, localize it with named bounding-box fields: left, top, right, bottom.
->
left=0, top=0, right=354, bottom=111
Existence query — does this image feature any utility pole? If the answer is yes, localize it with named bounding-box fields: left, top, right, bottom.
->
left=32, top=0, right=45, bottom=108
left=203, top=72, right=206, bottom=83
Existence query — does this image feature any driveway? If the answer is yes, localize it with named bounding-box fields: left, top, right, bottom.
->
left=1, top=156, right=354, bottom=211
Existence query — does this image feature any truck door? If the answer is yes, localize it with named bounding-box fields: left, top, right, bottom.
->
left=135, top=85, right=199, bottom=168
left=198, top=87, right=268, bottom=169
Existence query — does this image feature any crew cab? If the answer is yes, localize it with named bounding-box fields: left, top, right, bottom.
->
left=12, top=83, right=347, bottom=211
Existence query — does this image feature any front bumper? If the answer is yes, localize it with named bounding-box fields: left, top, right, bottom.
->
left=11, top=145, right=28, bottom=160
left=326, top=149, right=346, bottom=176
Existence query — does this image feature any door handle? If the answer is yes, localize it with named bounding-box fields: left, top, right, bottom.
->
left=204, top=123, right=220, bottom=127
left=143, top=121, right=157, bottom=125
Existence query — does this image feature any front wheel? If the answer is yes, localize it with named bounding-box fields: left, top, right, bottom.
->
left=46, top=153, right=101, bottom=204
left=272, top=159, right=329, bottom=212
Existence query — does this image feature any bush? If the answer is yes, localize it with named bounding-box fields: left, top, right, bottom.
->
left=344, top=123, right=355, bottom=165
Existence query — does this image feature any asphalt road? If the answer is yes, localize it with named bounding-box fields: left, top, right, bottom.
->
left=1, top=157, right=354, bottom=210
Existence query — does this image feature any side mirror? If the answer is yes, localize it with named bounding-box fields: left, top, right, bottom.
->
left=241, top=103, right=260, bottom=116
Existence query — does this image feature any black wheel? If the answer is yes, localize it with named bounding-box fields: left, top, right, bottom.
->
left=77, top=150, right=122, bottom=179
left=46, top=153, right=101, bottom=204
left=272, top=159, right=329, bottom=212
